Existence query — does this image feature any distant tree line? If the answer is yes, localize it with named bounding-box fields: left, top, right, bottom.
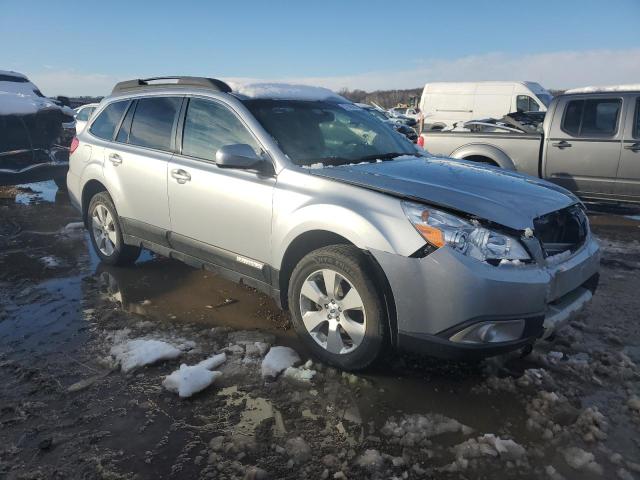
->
left=338, top=88, right=422, bottom=109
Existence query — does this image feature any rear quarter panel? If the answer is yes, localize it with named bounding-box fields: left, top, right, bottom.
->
left=422, top=132, right=542, bottom=177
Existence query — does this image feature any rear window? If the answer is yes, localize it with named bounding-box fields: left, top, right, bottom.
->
left=129, top=97, right=181, bottom=151
left=562, top=98, right=621, bottom=137
left=89, top=101, right=129, bottom=140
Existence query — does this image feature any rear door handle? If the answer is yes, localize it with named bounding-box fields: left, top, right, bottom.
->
left=552, top=141, right=572, bottom=149
left=624, top=142, right=640, bottom=152
left=108, top=153, right=122, bottom=165
left=171, top=169, right=191, bottom=184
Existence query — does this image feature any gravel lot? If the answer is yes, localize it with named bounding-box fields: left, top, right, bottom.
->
left=1, top=182, right=639, bottom=480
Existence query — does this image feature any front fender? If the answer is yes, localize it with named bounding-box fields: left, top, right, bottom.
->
left=450, top=143, right=516, bottom=170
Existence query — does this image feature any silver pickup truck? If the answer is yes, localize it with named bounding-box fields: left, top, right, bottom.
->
left=422, top=87, right=640, bottom=204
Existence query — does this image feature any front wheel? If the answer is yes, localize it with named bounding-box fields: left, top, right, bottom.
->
left=288, top=245, right=387, bottom=370
left=87, top=191, right=140, bottom=266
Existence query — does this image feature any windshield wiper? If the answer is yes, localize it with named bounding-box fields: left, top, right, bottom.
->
left=356, top=152, right=417, bottom=162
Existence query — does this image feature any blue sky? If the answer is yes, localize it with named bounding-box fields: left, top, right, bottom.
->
left=1, top=0, right=639, bottom=95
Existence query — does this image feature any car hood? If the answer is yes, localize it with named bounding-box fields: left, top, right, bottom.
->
left=307, top=156, right=578, bottom=230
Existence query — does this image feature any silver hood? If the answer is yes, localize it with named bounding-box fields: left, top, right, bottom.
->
left=307, top=156, right=578, bottom=230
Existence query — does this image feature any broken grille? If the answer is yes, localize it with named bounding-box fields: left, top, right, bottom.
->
left=534, top=205, right=588, bottom=257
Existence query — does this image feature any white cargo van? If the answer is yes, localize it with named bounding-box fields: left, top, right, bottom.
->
left=419, top=81, right=553, bottom=130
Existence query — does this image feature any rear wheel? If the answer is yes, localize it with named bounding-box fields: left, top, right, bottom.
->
left=288, top=245, right=386, bottom=370
left=87, top=191, right=140, bottom=266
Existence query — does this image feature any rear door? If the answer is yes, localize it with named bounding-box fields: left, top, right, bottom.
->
left=616, top=96, right=640, bottom=200
left=102, top=96, right=182, bottom=240
left=544, top=96, right=623, bottom=197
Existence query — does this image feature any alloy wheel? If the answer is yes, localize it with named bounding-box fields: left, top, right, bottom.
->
left=299, top=268, right=366, bottom=354
left=91, top=204, right=117, bottom=256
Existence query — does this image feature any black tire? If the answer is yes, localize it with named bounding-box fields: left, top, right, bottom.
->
left=87, top=191, right=140, bottom=266
left=288, top=245, right=387, bottom=371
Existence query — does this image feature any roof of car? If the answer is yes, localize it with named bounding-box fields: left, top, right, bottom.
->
left=110, top=77, right=346, bottom=102
left=564, top=84, right=640, bottom=94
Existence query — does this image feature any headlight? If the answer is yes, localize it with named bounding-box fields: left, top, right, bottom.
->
left=402, top=201, right=530, bottom=262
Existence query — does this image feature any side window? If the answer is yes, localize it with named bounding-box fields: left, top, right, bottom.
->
left=116, top=101, right=136, bottom=143
left=89, top=101, right=129, bottom=140
left=581, top=99, right=621, bottom=136
left=76, top=108, right=91, bottom=121
left=562, top=100, right=583, bottom=136
left=181, top=98, right=260, bottom=161
left=633, top=98, right=640, bottom=139
left=562, top=98, right=621, bottom=137
left=517, top=95, right=539, bottom=113
left=129, top=97, right=182, bottom=151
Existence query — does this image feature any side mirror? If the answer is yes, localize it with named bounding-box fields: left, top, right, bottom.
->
left=215, top=144, right=262, bottom=169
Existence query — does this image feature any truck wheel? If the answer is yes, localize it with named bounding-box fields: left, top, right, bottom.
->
left=288, top=245, right=386, bottom=371
left=87, top=191, right=140, bottom=266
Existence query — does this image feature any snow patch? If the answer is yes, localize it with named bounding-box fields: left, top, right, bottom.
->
left=111, top=339, right=182, bottom=373
left=162, top=353, right=226, bottom=398
left=233, top=82, right=343, bottom=101
left=261, top=346, right=300, bottom=378
left=566, top=84, right=640, bottom=94
left=283, top=366, right=316, bottom=383
left=563, top=447, right=603, bottom=474
left=356, top=449, right=384, bottom=470
left=381, top=413, right=473, bottom=447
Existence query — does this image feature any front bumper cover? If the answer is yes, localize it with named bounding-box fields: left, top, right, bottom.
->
left=370, top=235, right=600, bottom=359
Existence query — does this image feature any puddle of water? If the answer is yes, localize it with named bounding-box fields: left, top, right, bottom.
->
left=95, top=257, right=292, bottom=342
left=218, top=385, right=286, bottom=438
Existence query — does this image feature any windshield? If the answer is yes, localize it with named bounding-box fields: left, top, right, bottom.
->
left=244, top=99, right=416, bottom=166
left=536, top=93, right=553, bottom=107
left=366, top=108, right=389, bottom=122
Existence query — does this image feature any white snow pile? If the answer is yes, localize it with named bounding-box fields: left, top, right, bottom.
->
left=111, top=339, right=183, bottom=373
left=0, top=70, right=69, bottom=116
left=444, top=434, right=526, bottom=472
left=381, top=413, right=473, bottom=447
left=356, top=449, right=384, bottom=471
left=233, top=82, right=343, bottom=101
left=283, top=359, right=316, bottom=383
left=566, top=84, right=640, bottom=94
left=562, top=447, right=603, bottom=474
left=261, top=346, right=300, bottom=378
left=162, top=353, right=226, bottom=398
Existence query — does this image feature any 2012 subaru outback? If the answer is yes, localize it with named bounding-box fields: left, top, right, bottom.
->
left=67, top=77, right=600, bottom=370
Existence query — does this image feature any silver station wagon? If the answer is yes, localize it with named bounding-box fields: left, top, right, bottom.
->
left=67, top=77, right=600, bottom=370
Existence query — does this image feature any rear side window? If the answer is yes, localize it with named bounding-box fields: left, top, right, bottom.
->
left=181, top=98, right=259, bottom=161
left=562, top=98, right=621, bottom=137
left=129, top=97, right=182, bottom=151
left=89, top=101, right=129, bottom=140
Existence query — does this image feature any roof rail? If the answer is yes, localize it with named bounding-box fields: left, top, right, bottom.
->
left=111, top=76, right=232, bottom=94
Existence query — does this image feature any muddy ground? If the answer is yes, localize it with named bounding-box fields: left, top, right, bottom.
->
left=1, top=181, right=639, bottom=480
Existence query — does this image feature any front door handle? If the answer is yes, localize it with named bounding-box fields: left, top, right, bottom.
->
left=552, top=141, right=572, bottom=149
left=108, top=153, right=122, bottom=165
left=624, top=142, right=640, bottom=152
left=171, top=169, right=191, bottom=184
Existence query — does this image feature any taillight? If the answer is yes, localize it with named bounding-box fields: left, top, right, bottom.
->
left=417, top=135, right=425, bottom=148
left=70, top=137, right=79, bottom=154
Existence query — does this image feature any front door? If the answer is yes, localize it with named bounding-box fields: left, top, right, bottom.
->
left=616, top=96, right=640, bottom=201
left=167, top=97, right=275, bottom=280
left=544, top=96, right=623, bottom=197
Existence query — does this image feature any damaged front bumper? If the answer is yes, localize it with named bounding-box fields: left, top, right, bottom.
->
left=370, top=235, right=600, bottom=360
